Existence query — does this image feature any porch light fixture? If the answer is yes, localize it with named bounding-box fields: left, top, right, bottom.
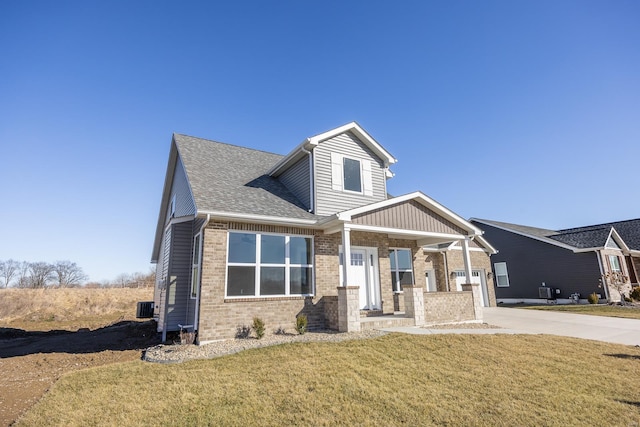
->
left=487, top=272, right=494, bottom=280
left=449, top=272, right=457, bottom=281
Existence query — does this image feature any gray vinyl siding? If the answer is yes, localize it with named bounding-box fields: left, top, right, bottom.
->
left=352, top=200, right=467, bottom=235
left=156, top=226, right=172, bottom=331
left=164, top=221, right=196, bottom=332
left=478, top=223, right=602, bottom=300
left=165, top=156, right=196, bottom=224
left=315, top=132, right=387, bottom=216
left=278, top=155, right=311, bottom=210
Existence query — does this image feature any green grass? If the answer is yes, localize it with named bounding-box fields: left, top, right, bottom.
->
left=16, top=334, right=640, bottom=426
left=512, top=304, right=640, bottom=320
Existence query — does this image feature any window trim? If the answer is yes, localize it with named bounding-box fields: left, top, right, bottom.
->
left=389, top=248, right=414, bottom=293
left=225, top=231, right=314, bottom=299
left=609, top=255, right=621, bottom=272
left=342, top=156, right=363, bottom=194
left=494, top=262, right=510, bottom=287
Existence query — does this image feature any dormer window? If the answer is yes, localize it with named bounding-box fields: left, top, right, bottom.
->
left=343, top=157, right=362, bottom=192
left=331, top=153, right=373, bottom=196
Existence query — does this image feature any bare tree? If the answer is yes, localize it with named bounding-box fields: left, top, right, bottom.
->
left=0, top=259, right=20, bottom=288
left=28, top=262, right=55, bottom=288
left=53, top=260, right=88, bottom=287
left=16, top=261, right=31, bottom=288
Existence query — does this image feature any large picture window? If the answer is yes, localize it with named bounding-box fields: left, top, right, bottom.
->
left=226, top=232, right=313, bottom=297
left=389, top=248, right=414, bottom=292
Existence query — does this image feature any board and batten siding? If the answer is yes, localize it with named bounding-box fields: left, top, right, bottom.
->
left=278, top=155, right=311, bottom=210
left=479, top=223, right=602, bottom=300
left=314, top=132, right=387, bottom=216
left=165, top=156, right=197, bottom=224
left=351, top=200, right=467, bottom=235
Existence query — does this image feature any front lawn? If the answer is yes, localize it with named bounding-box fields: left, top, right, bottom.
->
left=16, top=334, right=640, bottom=426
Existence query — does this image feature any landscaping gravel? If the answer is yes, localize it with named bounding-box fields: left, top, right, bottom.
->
left=143, top=329, right=388, bottom=364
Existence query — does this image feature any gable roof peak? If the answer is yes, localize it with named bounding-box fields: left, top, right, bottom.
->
left=269, top=122, right=397, bottom=177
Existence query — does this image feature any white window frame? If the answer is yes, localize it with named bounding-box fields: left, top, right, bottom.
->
left=609, top=255, right=621, bottom=272
left=190, top=233, right=201, bottom=299
left=225, top=231, right=314, bottom=298
left=494, top=262, right=510, bottom=287
left=331, top=152, right=373, bottom=196
left=389, top=248, right=414, bottom=293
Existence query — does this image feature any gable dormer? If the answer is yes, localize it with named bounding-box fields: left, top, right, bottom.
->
left=269, top=122, right=397, bottom=217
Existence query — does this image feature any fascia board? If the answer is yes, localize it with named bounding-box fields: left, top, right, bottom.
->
left=347, top=223, right=464, bottom=241
left=609, top=227, right=631, bottom=252
left=199, top=210, right=318, bottom=227
left=267, top=139, right=318, bottom=177
left=308, top=122, right=398, bottom=166
left=151, top=138, right=180, bottom=263
left=471, top=218, right=578, bottom=252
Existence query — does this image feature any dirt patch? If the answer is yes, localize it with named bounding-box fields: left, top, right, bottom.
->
left=0, top=320, right=159, bottom=426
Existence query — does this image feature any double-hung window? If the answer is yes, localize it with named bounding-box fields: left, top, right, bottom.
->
left=389, top=248, right=414, bottom=292
left=609, top=255, right=621, bottom=272
left=226, top=232, right=313, bottom=297
left=494, top=262, right=510, bottom=287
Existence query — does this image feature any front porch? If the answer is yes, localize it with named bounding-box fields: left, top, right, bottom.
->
left=325, top=283, right=485, bottom=332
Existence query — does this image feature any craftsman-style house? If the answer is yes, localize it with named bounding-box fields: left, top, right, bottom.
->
left=152, top=123, right=496, bottom=343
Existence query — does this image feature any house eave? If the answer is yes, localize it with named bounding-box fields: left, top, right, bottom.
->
left=198, top=210, right=319, bottom=228
left=471, top=218, right=578, bottom=252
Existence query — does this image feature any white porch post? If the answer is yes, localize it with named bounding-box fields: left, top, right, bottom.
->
left=341, top=226, right=351, bottom=286
left=461, top=237, right=473, bottom=283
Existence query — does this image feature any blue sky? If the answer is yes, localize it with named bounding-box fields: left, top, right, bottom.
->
left=1, top=1, right=638, bottom=282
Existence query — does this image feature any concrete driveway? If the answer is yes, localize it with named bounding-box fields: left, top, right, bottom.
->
left=483, top=306, right=640, bottom=346
left=381, top=307, right=640, bottom=346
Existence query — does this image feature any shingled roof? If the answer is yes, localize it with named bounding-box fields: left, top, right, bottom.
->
left=473, top=218, right=640, bottom=251
left=175, top=134, right=319, bottom=221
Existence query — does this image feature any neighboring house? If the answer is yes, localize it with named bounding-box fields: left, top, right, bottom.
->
left=151, top=122, right=497, bottom=343
left=471, top=218, right=640, bottom=304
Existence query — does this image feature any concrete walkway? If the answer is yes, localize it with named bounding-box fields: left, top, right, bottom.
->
left=381, top=307, right=640, bottom=346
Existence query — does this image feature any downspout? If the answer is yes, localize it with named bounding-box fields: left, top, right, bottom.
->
left=301, top=147, right=314, bottom=212
left=596, top=251, right=610, bottom=301
left=442, top=250, right=450, bottom=292
left=193, top=214, right=211, bottom=335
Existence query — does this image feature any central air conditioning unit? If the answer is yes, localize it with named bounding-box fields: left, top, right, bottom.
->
left=136, top=301, right=154, bottom=318
left=538, top=287, right=553, bottom=299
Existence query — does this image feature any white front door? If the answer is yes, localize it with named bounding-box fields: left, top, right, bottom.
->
left=341, top=247, right=381, bottom=310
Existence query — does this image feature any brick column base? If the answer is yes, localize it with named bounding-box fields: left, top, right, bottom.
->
left=337, top=286, right=361, bottom=332
left=402, top=285, right=425, bottom=326
left=461, top=283, right=483, bottom=321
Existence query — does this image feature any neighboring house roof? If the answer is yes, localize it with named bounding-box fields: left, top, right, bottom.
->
left=472, top=218, right=640, bottom=254
left=175, top=134, right=318, bottom=222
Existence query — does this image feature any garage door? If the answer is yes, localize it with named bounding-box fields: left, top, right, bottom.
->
left=454, top=270, right=489, bottom=306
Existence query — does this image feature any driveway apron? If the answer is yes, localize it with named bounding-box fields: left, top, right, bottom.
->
left=483, top=307, right=640, bottom=346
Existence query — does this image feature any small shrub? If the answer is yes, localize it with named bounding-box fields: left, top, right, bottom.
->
left=235, top=325, right=251, bottom=339
left=274, top=326, right=287, bottom=335
left=630, top=286, right=640, bottom=301
left=252, top=317, right=265, bottom=339
left=295, top=314, right=308, bottom=335
left=587, top=292, right=599, bottom=304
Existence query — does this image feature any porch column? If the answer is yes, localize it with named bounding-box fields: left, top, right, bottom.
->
left=341, top=226, right=351, bottom=286
left=461, top=237, right=473, bottom=285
